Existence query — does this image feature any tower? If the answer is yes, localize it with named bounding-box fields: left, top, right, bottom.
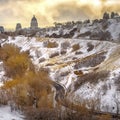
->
left=16, top=23, right=22, bottom=31
left=30, top=15, right=38, bottom=29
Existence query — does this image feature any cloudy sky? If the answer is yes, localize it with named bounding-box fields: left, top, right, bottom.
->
left=0, top=0, right=120, bottom=29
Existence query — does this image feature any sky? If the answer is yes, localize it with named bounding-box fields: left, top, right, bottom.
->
left=0, top=0, right=120, bottom=30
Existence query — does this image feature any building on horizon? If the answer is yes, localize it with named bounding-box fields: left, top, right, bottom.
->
left=16, top=23, right=22, bottom=31
left=30, top=15, right=38, bottom=29
left=0, top=26, right=4, bottom=33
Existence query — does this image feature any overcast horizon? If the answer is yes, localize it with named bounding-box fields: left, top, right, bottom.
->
left=0, top=0, right=120, bottom=30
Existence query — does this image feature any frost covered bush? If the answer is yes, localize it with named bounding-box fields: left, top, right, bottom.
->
left=59, top=71, right=70, bottom=77
left=75, top=51, right=83, bottom=55
left=74, top=71, right=109, bottom=90
left=39, top=57, right=45, bottom=63
left=87, top=42, right=94, bottom=52
left=49, top=52, right=59, bottom=58
left=72, top=44, right=80, bottom=51
left=114, top=74, right=120, bottom=91
left=74, top=52, right=106, bottom=69
left=102, top=20, right=109, bottom=30
left=43, top=41, right=58, bottom=48
left=102, top=31, right=111, bottom=41
left=61, top=41, right=70, bottom=50
left=60, top=50, right=66, bottom=55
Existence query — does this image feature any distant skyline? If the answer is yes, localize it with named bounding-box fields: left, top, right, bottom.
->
left=0, top=0, right=120, bottom=30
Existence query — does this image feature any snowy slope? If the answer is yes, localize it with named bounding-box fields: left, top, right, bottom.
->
left=41, top=17, right=120, bottom=42
left=0, top=106, right=24, bottom=120
left=1, top=36, right=120, bottom=113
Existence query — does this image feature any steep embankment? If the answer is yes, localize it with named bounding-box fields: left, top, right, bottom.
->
left=1, top=36, right=120, bottom=113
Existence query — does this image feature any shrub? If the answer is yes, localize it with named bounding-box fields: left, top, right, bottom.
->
left=72, top=57, right=78, bottom=60
left=3, top=69, right=53, bottom=108
left=61, top=41, right=70, bottom=50
left=24, top=106, right=92, bottom=120
left=98, top=114, right=111, bottom=120
left=1, top=44, right=53, bottom=109
left=0, top=44, right=20, bottom=61
left=0, top=44, right=33, bottom=78
left=75, top=51, right=83, bottom=55
left=74, top=52, right=106, bottom=69
left=114, top=74, right=120, bottom=91
left=74, top=70, right=84, bottom=76
left=49, top=52, right=59, bottom=58
left=39, top=58, right=45, bottom=63
left=60, top=71, right=70, bottom=77
left=25, top=108, right=59, bottom=120
left=4, top=54, right=31, bottom=78
left=44, top=41, right=58, bottom=48
left=74, top=71, right=109, bottom=90
left=87, top=42, right=94, bottom=52
left=60, top=50, right=66, bottom=55
left=72, top=44, right=80, bottom=51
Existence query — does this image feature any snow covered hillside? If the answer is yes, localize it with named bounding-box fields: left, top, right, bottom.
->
left=40, top=17, right=120, bottom=42
left=1, top=36, right=120, bottom=114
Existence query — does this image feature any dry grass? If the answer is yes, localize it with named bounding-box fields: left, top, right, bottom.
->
left=74, top=71, right=109, bottom=90
left=0, top=43, right=33, bottom=78
left=44, top=41, right=58, bottom=48
left=36, top=37, right=49, bottom=42
left=72, top=44, right=80, bottom=52
left=0, top=44, right=53, bottom=111
left=74, top=52, right=106, bottom=69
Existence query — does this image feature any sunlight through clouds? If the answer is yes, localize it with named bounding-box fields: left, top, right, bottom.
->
left=0, top=0, right=119, bottom=29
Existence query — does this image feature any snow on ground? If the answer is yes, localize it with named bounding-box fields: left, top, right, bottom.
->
left=0, top=106, right=24, bottom=120
left=0, top=61, right=24, bottom=118
left=1, top=36, right=120, bottom=113
left=0, top=62, right=5, bottom=86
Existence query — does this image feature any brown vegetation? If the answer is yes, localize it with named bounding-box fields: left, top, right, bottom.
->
left=49, top=52, right=59, bottom=58
left=44, top=41, right=58, bottom=48
left=75, top=51, right=83, bottom=55
left=61, top=41, right=70, bottom=50
left=74, top=71, right=109, bottom=90
left=0, top=44, right=53, bottom=111
left=60, top=50, right=66, bottom=55
left=74, top=52, right=106, bottom=69
left=72, top=44, right=80, bottom=51
left=0, top=44, right=33, bottom=78
left=0, top=44, right=114, bottom=120
left=87, top=42, right=94, bottom=52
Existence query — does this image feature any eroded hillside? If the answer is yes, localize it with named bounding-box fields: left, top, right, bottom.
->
left=0, top=36, right=120, bottom=114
